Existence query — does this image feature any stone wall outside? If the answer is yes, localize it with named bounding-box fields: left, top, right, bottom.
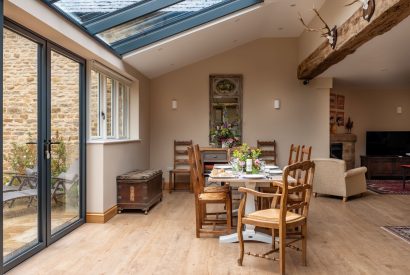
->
left=3, top=28, right=80, bottom=174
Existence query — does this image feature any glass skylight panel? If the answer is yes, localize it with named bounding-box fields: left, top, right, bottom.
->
left=96, top=0, right=228, bottom=45
left=53, top=0, right=145, bottom=24
left=44, top=0, right=263, bottom=54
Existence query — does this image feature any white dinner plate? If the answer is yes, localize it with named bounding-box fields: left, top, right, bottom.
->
left=242, top=174, right=266, bottom=179
left=266, top=165, right=279, bottom=169
left=270, top=169, right=282, bottom=173
left=213, top=165, right=232, bottom=169
left=270, top=170, right=283, bottom=175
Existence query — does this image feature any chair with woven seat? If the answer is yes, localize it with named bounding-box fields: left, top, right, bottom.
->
left=257, top=140, right=277, bottom=165
left=237, top=160, right=315, bottom=275
left=288, top=145, right=312, bottom=206
left=300, top=145, right=312, bottom=162
left=191, top=144, right=232, bottom=237
left=169, top=140, right=193, bottom=193
left=259, top=144, right=302, bottom=210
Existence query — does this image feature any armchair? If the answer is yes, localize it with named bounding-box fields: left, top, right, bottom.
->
left=312, top=158, right=367, bottom=202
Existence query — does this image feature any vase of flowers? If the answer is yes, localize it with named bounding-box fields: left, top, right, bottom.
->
left=232, top=144, right=262, bottom=174
left=210, top=123, right=239, bottom=148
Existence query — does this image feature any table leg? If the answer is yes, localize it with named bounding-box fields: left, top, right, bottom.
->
left=219, top=182, right=272, bottom=244
left=169, top=171, right=173, bottom=194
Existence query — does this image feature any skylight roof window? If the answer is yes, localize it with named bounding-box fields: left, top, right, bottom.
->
left=44, top=0, right=263, bottom=55
left=54, top=0, right=145, bottom=24
left=97, top=0, right=228, bottom=45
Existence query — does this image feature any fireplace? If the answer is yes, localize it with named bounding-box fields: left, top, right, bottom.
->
left=330, top=134, right=357, bottom=170
left=330, top=143, right=343, bottom=159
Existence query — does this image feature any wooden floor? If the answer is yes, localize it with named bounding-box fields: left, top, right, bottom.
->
left=7, top=191, right=410, bottom=275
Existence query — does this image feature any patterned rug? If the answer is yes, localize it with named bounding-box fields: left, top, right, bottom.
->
left=367, top=180, right=410, bottom=195
left=382, top=226, right=410, bottom=244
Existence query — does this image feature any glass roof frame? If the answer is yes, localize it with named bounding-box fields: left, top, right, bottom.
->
left=43, top=0, right=264, bottom=56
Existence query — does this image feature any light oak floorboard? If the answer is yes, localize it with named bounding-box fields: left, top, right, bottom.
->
left=7, top=192, right=410, bottom=275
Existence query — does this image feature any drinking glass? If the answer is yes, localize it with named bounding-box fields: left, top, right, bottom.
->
left=260, top=160, right=266, bottom=175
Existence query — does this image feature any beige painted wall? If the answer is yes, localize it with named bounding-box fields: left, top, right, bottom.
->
left=332, top=86, right=410, bottom=166
left=150, top=38, right=331, bottom=180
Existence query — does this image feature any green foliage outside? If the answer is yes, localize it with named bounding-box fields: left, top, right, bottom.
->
left=5, top=131, right=68, bottom=181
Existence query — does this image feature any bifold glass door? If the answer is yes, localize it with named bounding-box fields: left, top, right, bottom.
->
left=49, top=49, right=81, bottom=235
left=2, top=25, right=41, bottom=265
left=2, top=21, right=85, bottom=271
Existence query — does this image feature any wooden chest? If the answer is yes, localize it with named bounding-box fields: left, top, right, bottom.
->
left=117, top=170, right=163, bottom=214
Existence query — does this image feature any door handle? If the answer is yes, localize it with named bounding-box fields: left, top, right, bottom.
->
left=44, top=140, right=51, bottom=160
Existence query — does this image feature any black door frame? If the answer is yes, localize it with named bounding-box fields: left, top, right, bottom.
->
left=2, top=18, right=86, bottom=273
left=46, top=42, right=86, bottom=246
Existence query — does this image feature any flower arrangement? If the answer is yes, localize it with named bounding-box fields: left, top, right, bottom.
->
left=210, top=123, right=239, bottom=148
left=232, top=144, right=262, bottom=173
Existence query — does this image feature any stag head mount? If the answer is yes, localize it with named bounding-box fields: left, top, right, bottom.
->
left=299, top=9, right=337, bottom=50
left=346, top=0, right=375, bottom=22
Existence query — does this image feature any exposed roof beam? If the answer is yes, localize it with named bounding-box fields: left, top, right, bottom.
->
left=114, top=0, right=262, bottom=55
left=85, top=0, right=184, bottom=35
left=297, top=0, right=410, bottom=80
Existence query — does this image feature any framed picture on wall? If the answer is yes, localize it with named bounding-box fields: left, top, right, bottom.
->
left=337, top=95, right=345, bottom=110
left=336, top=112, right=344, bottom=126
left=330, top=110, right=336, bottom=124
left=330, top=93, right=337, bottom=109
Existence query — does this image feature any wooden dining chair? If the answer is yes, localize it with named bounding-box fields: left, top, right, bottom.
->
left=288, top=144, right=301, bottom=165
left=169, top=140, right=193, bottom=193
left=259, top=144, right=302, bottom=210
left=237, top=161, right=315, bottom=275
left=257, top=140, right=277, bottom=165
left=300, top=145, right=312, bottom=162
left=288, top=145, right=312, bottom=205
left=191, top=145, right=232, bottom=237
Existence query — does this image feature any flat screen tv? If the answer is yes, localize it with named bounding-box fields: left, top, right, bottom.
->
left=366, top=131, right=410, bottom=156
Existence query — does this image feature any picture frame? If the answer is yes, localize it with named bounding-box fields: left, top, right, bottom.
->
left=337, top=95, right=345, bottom=110
left=330, top=111, right=336, bottom=124
left=330, top=93, right=337, bottom=109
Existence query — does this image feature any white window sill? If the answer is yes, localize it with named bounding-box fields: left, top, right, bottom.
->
left=87, top=139, right=141, bottom=145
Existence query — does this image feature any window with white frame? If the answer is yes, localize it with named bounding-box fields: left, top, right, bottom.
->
left=89, top=68, right=130, bottom=140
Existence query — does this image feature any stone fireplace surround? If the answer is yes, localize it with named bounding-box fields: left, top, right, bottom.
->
left=330, top=133, right=357, bottom=170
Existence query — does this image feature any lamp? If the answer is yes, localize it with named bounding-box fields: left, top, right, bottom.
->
left=274, top=99, right=280, bottom=110
left=171, top=99, right=178, bottom=110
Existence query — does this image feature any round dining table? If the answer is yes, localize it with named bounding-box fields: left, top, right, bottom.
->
left=208, top=169, right=288, bottom=244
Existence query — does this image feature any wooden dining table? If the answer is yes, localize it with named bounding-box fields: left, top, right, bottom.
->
left=208, top=168, right=286, bottom=244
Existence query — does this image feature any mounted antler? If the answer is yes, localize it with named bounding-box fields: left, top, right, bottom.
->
left=299, top=8, right=337, bottom=49
left=345, top=0, right=375, bottom=22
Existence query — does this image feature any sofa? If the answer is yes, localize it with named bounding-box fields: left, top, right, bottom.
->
left=312, top=158, right=367, bottom=202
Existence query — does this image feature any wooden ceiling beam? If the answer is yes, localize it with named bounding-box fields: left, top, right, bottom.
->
left=297, top=0, right=410, bottom=80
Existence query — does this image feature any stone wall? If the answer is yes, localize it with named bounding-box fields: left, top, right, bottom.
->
left=3, top=28, right=80, bottom=174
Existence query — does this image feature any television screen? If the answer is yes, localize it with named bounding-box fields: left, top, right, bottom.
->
left=366, top=131, right=410, bottom=156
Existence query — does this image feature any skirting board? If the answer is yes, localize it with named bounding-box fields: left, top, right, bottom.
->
left=86, top=205, right=117, bottom=223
